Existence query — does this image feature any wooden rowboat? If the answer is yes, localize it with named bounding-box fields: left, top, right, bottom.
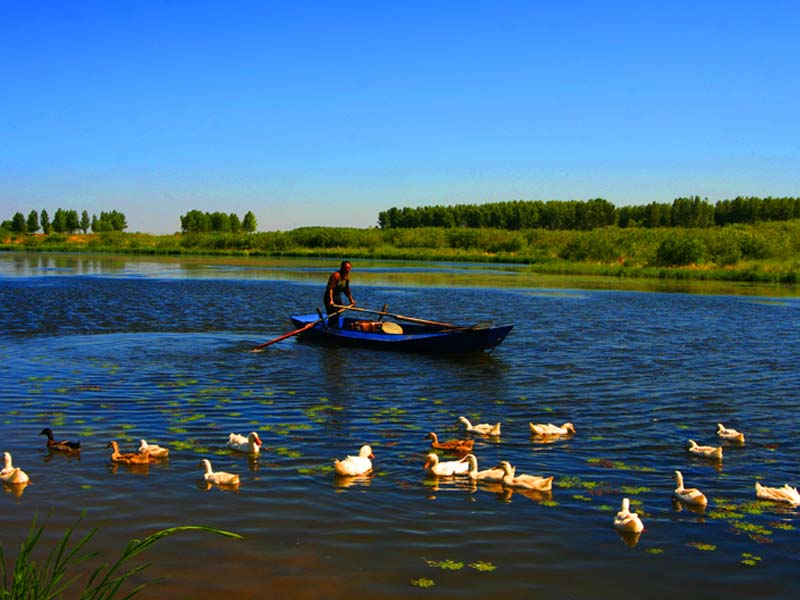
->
left=288, top=314, right=513, bottom=354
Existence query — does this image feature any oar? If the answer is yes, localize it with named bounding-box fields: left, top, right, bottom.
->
left=250, top=308, right=346, bottom=352
left=332, top=304, right=460, bottom=328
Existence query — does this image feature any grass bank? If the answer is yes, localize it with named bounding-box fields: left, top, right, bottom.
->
left=3, top=221, right=800, bottom=284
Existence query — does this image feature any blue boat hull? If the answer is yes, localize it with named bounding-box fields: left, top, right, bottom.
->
left=289, top=315, right=513, bottom=354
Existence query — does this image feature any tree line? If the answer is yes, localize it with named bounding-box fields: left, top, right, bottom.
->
left=179, top=210, right=257, bottom=234
left=378, top=196, right=800, bottom=230
left=2, top=209, right=127, bottom=234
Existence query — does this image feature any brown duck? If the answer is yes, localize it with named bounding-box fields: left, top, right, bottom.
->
left=106, top=441, right=157, bottom=465
left=426, top=432, right=474, bottom=455
left=40, top=427, right=80, bottom=452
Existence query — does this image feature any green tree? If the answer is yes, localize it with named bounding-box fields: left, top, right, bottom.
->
left=65, top=209, right=80, bottom=233
left=242, top=210, right=257, bottom=233
left=11, top=211, right=27, bottom=233
left=80, top=210, right=90, bottom=233
left=40, top=209, right=51, bottom=234
left=229, top=213, right=242, bottom=233
left=26, top=210, right=40, bottom=233
left=52, top=208, right=67, bottom=233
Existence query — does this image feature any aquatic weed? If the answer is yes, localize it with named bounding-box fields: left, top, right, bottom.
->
left=410, top=578, right=435, bottom=588
left=741, top=552, right=762, bottom=566
left=424, top=559, right=464, bottom=571
left=729, top=521, right=772, bottom=537
left=687, top=542, right=717, bottom=551
left=469, top=561, right=496, bottom=572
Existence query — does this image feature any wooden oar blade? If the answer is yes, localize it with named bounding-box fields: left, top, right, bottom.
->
left=250, top=307, right=347, bottom=352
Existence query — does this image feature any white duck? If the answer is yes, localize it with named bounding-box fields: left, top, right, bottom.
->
left=200, top=459, right=240, bottom=486
left=529, top=422, right=576, bottom=436
left=423, top=453, right=470, bottom=477
left=458, top=416, right=501, bottom=436
left=138, top=439, right=169, bottom=458
left=227, top=431, right=262, bottom=454
left=499, top=460, right=553, bottom=491
left=613, top=497, right=645, bottom=533
left=1, top=452, right=30, bottom=485
left=463, top=454, right=505, bottom=482
left=755, top=481, right=800, bottom=506
left=672, top=470, right=708, bottom=507
left=716, top=423, right=745, bottom=444
left=687, top=439, right=723, bottom=460
left=334, top=444, right=375, bottom=477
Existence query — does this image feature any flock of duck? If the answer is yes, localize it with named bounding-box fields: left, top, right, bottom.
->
left=3, top=420, right=799, bottom=536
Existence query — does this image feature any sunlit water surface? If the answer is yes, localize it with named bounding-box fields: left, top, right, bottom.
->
left=1, top=253, right=799, bottom=599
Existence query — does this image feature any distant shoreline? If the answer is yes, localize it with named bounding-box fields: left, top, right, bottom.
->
left=2, top=221, right=799, bottom=286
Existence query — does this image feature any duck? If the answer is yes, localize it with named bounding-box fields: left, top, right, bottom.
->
left=423, top=453, right=470, bottom=477
left=499, top=460, right=554, bottom=491
left=426, top=432, right=474, bottom=455
left=138, top=439, right=170, bottom=459
left=463, top=453, right=505, bottom=482
left=1, top=452, right=30, bottom=484
left=106, top=441, right=156, bottom=465
left=613, top=497, right=645, bottom=533
left=529, top=422, right=576, bottom=436
left=334, top=444, right=375, bottom=477
left=39, top=427, right=80, bottom=452
left=687, top=439, right=723, bottom=460
left=716, top=423, right=745, bottom=444
left=755, top=481, right=800, bottom=506
left=672, top=470, right=708, bottom=506
left=200, top=459, right=240, bottom=486
left=457, top=417, right=501, bottom=436
left=227, top=431, right=262, bottom=454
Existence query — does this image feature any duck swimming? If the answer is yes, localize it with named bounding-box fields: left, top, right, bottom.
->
left=463, top=454, right=505, bottom=482
left=672, top=470, right=708, bottom=507
left=39, top=428, right=80, bottom=452
left=687, top=439, right=723, bottom=460
left=334, top=444, right=375, bottom=477
left=529, top=422, right=576, bottom=436
left=1, top=452, right=29, bottom=484
left=227, top=432, right=262, bottom=454
left=755, top=481, right=800, bottom=506
left=200, top=459, right=240, bottom=486
left=426, top=432, right=474, bottom=455
left=138, top=439, right=169, bottom=459
left=613, top=497, right=644, bottom=533
left=499, top=461, right=554, bottom=491
left=716, top=423, right=745, bottom=444
left=458, top=417, right=501, bottom=437
left=106, top=441, right=156, bottom=465
left=423, top=453, right=470, bottom=477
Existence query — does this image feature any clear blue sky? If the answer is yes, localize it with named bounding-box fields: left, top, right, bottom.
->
left=2, top=1, right=798, bottom=234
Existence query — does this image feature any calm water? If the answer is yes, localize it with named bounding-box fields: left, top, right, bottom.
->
left=1, top=253, right=799, bottom=599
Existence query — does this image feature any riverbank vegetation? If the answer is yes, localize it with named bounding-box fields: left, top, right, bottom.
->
left=3, top=219, right=799, bottom=284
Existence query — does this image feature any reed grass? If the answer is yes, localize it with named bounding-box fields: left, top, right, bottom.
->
left=0, top=513, right=241, bottom=599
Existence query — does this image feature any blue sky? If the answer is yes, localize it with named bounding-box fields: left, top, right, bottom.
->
left=2, top=1, right=798, bottom=234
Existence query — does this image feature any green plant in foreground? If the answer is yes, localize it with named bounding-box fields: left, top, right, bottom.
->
left=0, top=513, right=241, bottom=599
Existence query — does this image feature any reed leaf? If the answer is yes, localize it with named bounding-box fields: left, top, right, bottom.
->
left=1, top=515, right=241, bottom=600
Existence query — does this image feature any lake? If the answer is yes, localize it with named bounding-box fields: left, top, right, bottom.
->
left=1, top=252, right=799, bottom=599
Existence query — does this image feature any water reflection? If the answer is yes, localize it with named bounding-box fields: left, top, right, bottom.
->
left=333, top=473, right=375, bottom=489
left=3, top=252, right=798, bottom=297
left=2, top=481, right=29, bottom=499
left=616, top=530, right=643, bottom=548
